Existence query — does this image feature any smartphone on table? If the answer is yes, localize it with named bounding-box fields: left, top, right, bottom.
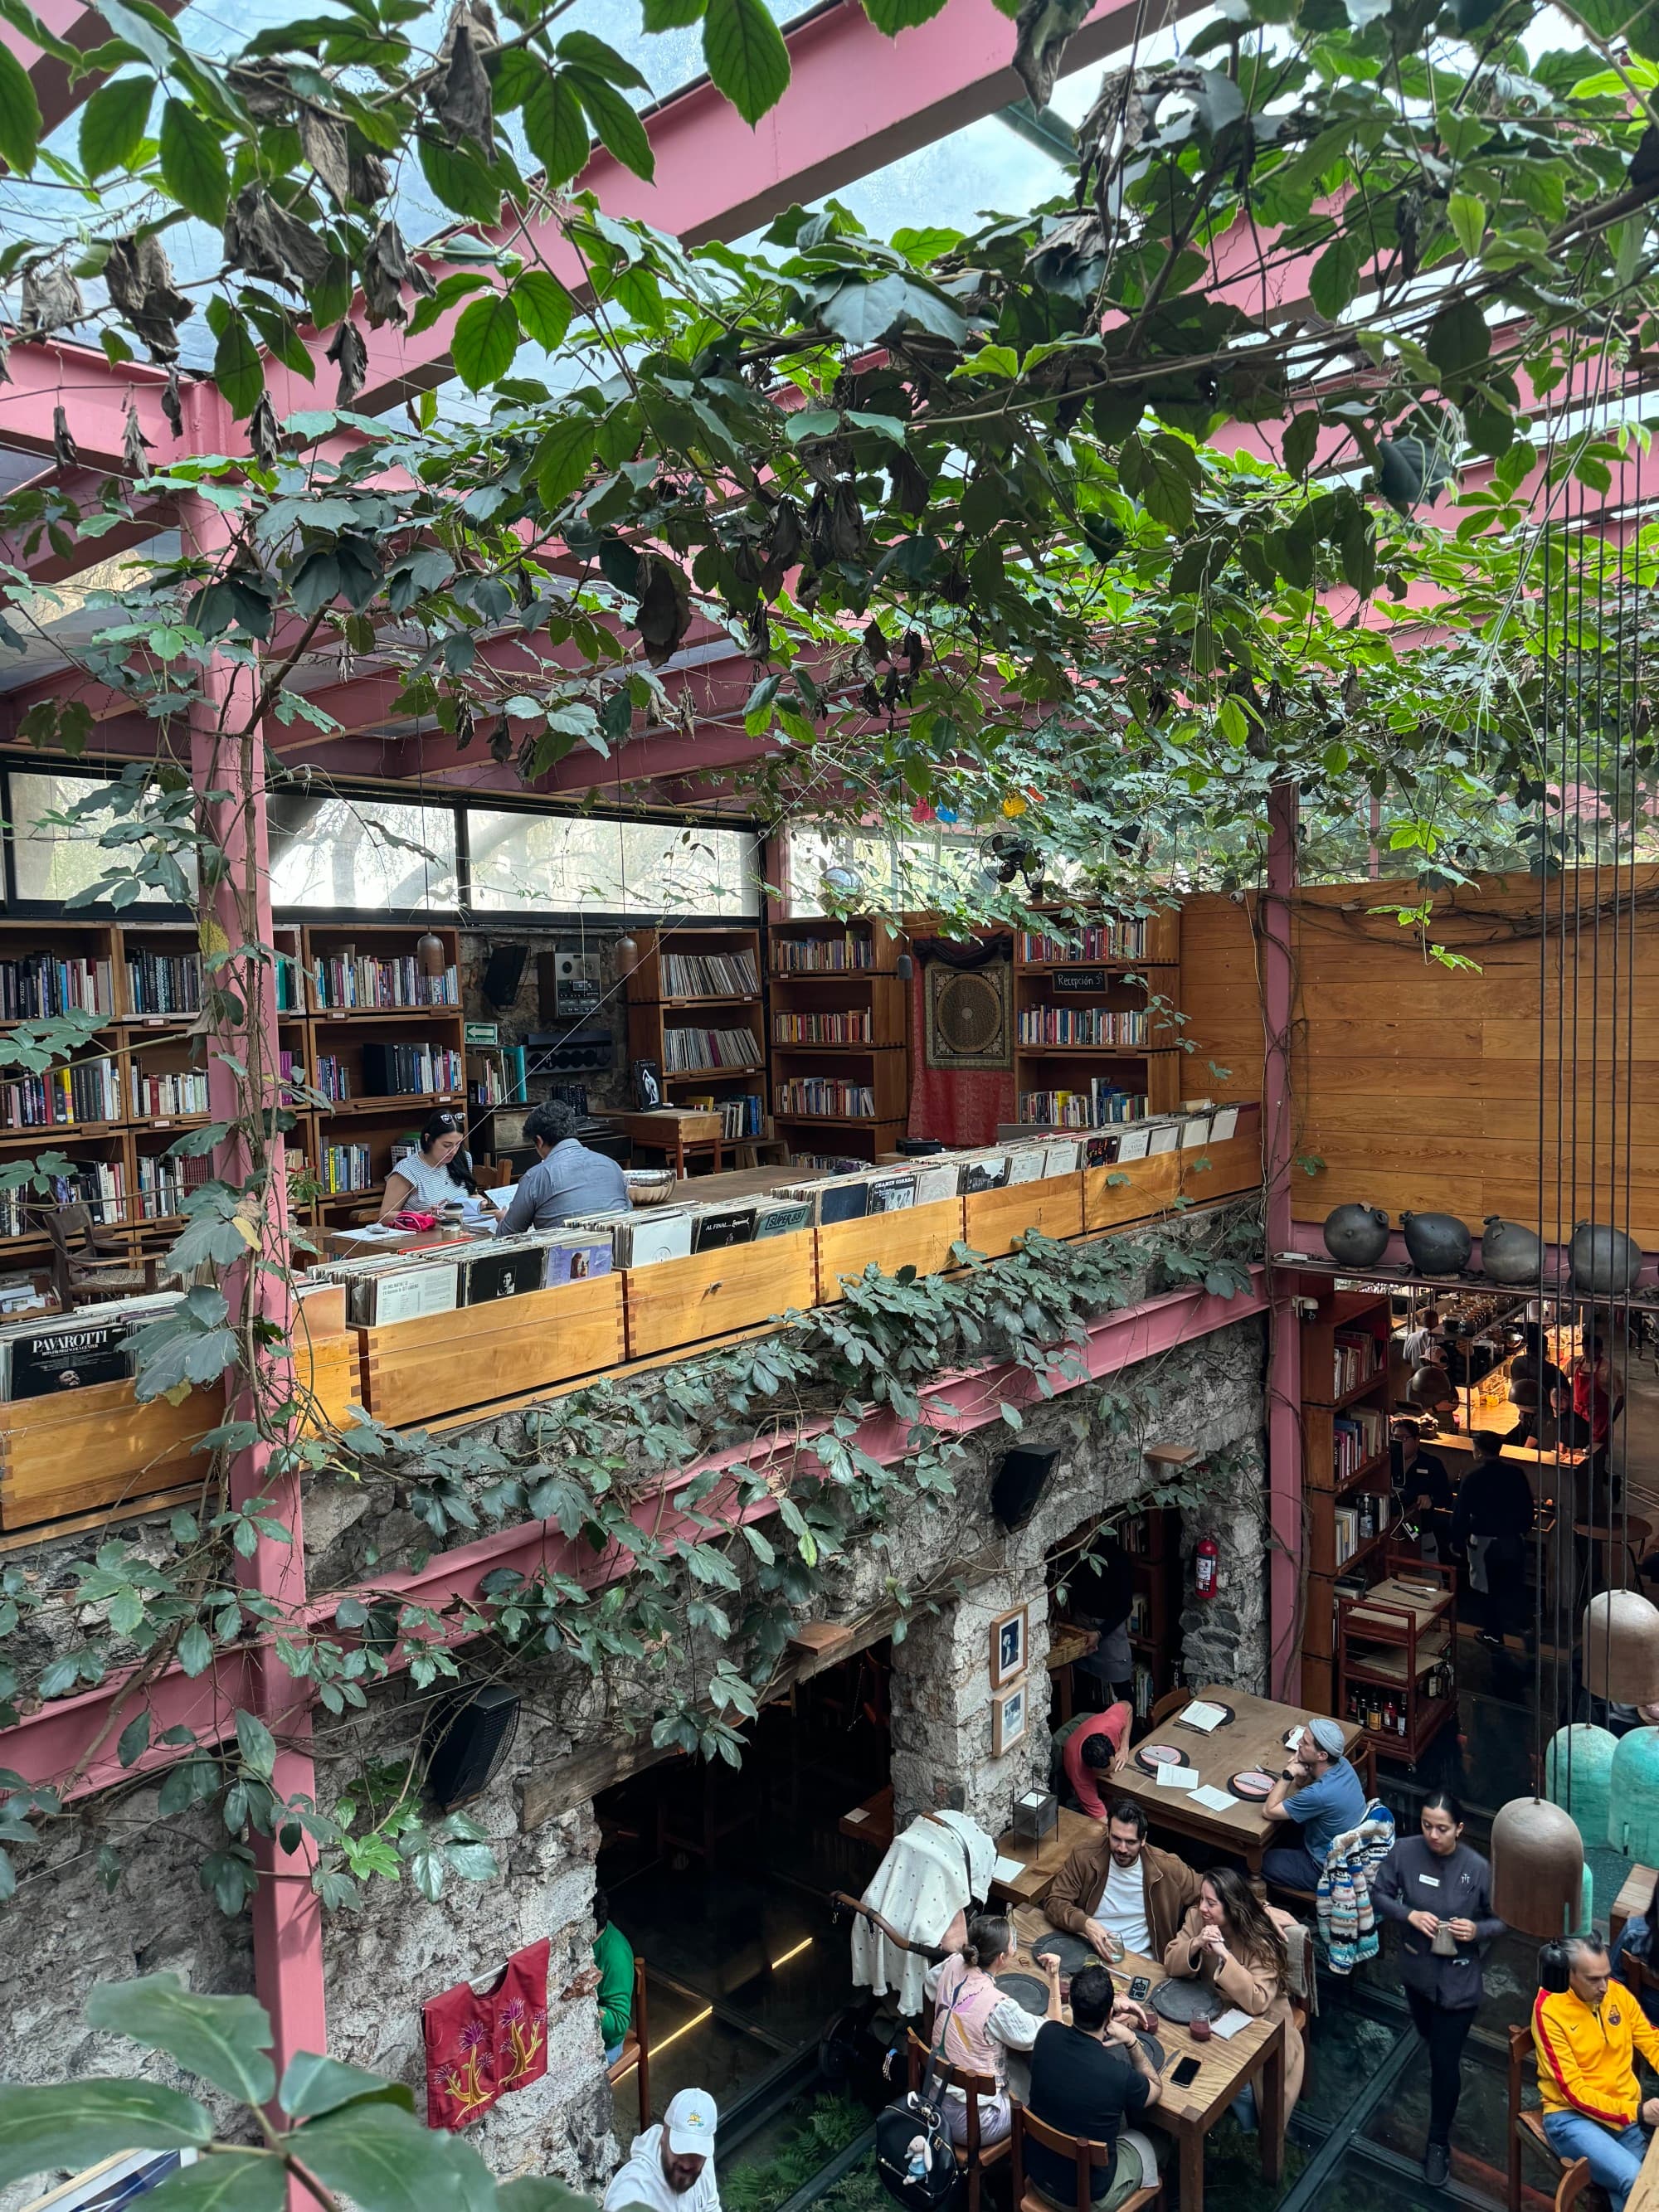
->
left=1127, top=1976, right=1152, bottom=2003
left=1169, top=2055, right=1202, bottom=2088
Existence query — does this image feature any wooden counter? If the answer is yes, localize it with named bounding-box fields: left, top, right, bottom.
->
left=966, top=1174, right=1085, bottom=1257
left=817, top=1198, right=966, bottom=1304
left=359, top=1274, right=624, bottom=1427
left=622, top=1231, right=817, bottom=1359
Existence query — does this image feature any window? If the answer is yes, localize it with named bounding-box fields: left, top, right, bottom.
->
left=9, top=771, right=193, bottom=906
left=268, top=791, right=460, bottom=911
left=785, top=821, right=982, bottom=916
left=467, top=810, right=760, bottom=916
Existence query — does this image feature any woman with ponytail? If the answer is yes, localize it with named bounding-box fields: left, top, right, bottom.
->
left=922, top=1914, right=1063, bottom=2145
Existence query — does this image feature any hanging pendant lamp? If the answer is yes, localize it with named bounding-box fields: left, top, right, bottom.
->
left=416, top=929, right=447, bottom=978
left=1583, top=1591, right=1659, bottom=1707
left=1491, top=1797, right=1585, bottom=1938
left=1608, top=1728, right=1659, bottom=1860
left=1544, top=1723, right=1618, bottom=1847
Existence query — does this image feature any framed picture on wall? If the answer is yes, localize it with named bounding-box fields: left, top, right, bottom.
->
left=990, top=1604, right=1028, bottom=1689
left=993, top=1678, right=1028, bottom=1757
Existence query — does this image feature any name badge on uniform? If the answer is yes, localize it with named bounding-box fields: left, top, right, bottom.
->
left=1419, top=1874, right=1441, bottom=1889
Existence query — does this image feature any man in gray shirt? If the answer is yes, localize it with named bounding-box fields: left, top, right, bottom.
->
left=495, top=1101, right=630, bottom=1233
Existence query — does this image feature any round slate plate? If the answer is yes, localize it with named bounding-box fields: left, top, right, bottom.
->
left=1152, top=1977, right=1222, bottom=2026
left=1029, top=1931, right=1092, bottom=1975
left=1228, top=1768, right=1277, bottom=1801
left=1178, top=1701, right=1236, bottom=1730
left=1135, top=1743, right=1186, bottom=1775
left=997, top=1971, right=1052, bottom=2015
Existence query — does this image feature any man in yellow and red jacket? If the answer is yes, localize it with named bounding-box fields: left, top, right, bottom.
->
left=1534, top=1934, right=1659, bottom=2210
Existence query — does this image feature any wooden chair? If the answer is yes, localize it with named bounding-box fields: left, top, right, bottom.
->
left=41, top=1201, right=154, bottom=1307
left=1508, top=2022, right=1591, bottom=2212
left=1554, top=2158, right=1597, bottom=2212
left=1146, top=1687, right=1190, bottom=1730
left=905, top=2028, right=1011, bottom=2212
left=474, top=1161, right=513, bottom=1190
left=605, top=1953, right=650, bottom=2127
left=1010, top=2102, right=1162, bottom=2212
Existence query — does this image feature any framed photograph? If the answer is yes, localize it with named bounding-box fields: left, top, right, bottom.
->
left=633, top=1059, right=662, bottom=1111
left=990, top=1603, right=1028, bottom=1689
left=992, top=1678, right=1028, bottom=1757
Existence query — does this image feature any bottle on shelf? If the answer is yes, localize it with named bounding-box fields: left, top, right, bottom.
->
left=1366, top=1691, right=1382, bottom=1733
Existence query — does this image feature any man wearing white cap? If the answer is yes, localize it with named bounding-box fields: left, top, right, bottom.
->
left=1260, top=1718, right=1366, bottom=1890
left=603, top=2088, right=721, bottom=2212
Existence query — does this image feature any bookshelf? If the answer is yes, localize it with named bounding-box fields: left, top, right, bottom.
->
left=1012, top=909, right=1182, bottom=1130
left=1299, top=1288, right=1397, bottom=1711
left=766, top=919, right=907, bottom=1164
left=625, top=926, right=767, bottom=1143
left=1122, top=1506, right=1185, bottom=1714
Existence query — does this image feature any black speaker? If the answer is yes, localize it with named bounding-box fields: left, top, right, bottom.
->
left=990, top=1446, right=1060, bottom=1533
left=422, top=1682, right=521, bottom=1810
left=482, top=942, right=528, bottom=1008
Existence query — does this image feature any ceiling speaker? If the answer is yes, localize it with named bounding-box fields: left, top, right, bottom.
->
left=422, top=1682, right=521, bottom=1811
left=990, top=1446, right=1060, bottom=1533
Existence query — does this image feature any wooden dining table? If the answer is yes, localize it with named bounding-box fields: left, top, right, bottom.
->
left=1005, top=1903, right=1287, bottom=2212
left=1108, top=1684, right=1366, bottom=1874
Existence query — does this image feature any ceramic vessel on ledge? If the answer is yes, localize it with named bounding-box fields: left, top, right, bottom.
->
left=1402, top=1210, right=1472, bottom=1276
left=1321, top=1204, right=1390, bottom=1268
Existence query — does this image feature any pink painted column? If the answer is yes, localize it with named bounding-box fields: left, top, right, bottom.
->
left=1262, top=782, right=1303, bottom=1700
left=181, top=474, right=327, bottom=2075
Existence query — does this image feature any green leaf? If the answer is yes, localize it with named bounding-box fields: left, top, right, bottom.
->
left=861, top=0, right=951, bottom=26
left=1447, top=191, right=1486, bottom=260
left=178, top=1621, right=214, bottom=1676
left=570, top=74, right=654, bottom=180
left=85, top=1976, right=276, bottom=2106
left=213, top=313, right=264, bottom=421
left=511, top=270, right=574, bottom=349
left=0, top=2081, right=212, bottom=2190
left=1307, top=235, right=1362, bottom=320
left=534, top=414, right=595, bottom=508
left=418, top=134, right=503, bottom=221
left=79, top=73, right=151, bottom=177
left=642, top=0, right=704, bottom=22
left=452, top=291, right=521, bottom=391
left=234, top=1708, right=275, bottom=1780
left=1282, top=411, right=1319, bottom=480
left=555, top=30, right=649, bottom=86
left=143, top=2154, right=287, bottom=2212
left=118, top=1710, right=152, bottom=1767
left=158, top=96, right=228, bottom=222
left=280, top=2055, right=416, bottom=2121
left=703, top=0, right=790, bottom=123
left=1426, top=296, right=1489, bottom=387
left=522, top=66, right=589, bottom=186
left=292, top=2102, right=483, bottom=2212
left=0, top=35, right=41, bottom=173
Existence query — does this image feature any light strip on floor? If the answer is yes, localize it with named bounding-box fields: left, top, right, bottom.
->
left=770, top=1938, right=813, bottom=1970
left=653, top=2006, right=714, bottom=2054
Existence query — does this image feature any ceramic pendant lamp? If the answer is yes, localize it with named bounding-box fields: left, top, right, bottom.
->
left=1583, top=1591, right=1659, bottom=1707
left=1609, top=1729, right=1659, bottom=1860
left=1491, top=1797, right=1585, bottom=1938
left=1544, top=1723, right=1618, bottom=1847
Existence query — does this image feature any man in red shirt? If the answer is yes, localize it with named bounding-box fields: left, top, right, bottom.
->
left=1059, top=1700, right=1135, bottom=1819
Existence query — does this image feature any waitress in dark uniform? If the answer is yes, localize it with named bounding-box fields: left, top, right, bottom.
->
left=1372, top=1790, right=1504, bottom=2189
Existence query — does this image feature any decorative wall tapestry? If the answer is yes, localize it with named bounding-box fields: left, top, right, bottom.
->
left=924, top=952, right=1013, bottom=1072
left=423, top=1937, right=551, bottom=2129
left=908, top=942, right=1015, bottom=1149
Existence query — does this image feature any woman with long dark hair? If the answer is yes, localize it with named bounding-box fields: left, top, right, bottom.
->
left=1373, top=1788, right=1503, bottom=2186
left=1163, top=1864, right=1303, bottom=2121
left=922, top=1914, right=1063, bottom=2146
left=377, top=1110, right=489, bottom=1221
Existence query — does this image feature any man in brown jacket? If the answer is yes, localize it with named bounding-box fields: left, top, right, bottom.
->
left=1044, top=1799, right=1201, bottom=1963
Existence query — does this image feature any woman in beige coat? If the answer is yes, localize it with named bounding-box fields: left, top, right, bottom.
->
left=1162, top=1864, right=1304, bottom=2122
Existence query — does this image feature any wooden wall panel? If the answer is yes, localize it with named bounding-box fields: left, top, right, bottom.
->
left=1178, top=870, right=1659, bottom=1244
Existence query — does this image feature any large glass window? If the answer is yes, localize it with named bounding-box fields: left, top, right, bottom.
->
left=267, top=790, right=460, bottom=911
left=9, top=770, right=192, bottom=906
left=468, top=809, right=760, bottom=916
left=786, top=821, right=983, bottom=916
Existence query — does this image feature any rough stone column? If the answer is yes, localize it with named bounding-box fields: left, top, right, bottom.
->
left=889, top=1538, right=1053, bottom=1835
left=1177, top=1442, right=1271, bottom=1694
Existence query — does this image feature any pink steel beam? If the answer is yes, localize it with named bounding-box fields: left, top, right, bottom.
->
left=1262, top=782, right=1301, bottom=1701
left=0, top=0, right=185, bottom=134
left=0, top=1260, right=1266, bottom=1803
left=0, top=343, right=175, bottom=473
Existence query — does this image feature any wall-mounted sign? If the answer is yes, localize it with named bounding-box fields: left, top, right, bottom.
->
left=464, top=1022, right=499, bottom=1046
left=1052, top=968, right=1109, bottom=994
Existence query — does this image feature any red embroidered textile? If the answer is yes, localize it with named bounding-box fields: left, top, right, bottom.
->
left=423, top=1938, right=550, bottom=2130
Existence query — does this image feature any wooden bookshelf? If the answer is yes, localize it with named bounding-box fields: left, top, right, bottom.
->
left=1299, top=1287, right=1396, bottom=1711
left=766, top=919, right=907, bottom=1163
left=625, top=926, right=767, bottom=1141
left=1336, top=1562, right=1457, bottom=1766
left=1122, top=1506, right=1184, bottom=1711
left=1013, top=909, right=1182, bottom=1133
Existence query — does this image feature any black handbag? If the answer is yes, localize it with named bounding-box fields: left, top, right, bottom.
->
left=875, top=2009, right=959, bottom=2212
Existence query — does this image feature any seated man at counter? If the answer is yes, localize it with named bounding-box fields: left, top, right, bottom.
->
left=494, top=1101, right=630, bottom=1233
left=1534, top=1935, right=1659, bottom=2212
left=1044, top=1798, right=1201, bottom=1962
left=1025, top=1965, right=1163, bottom=2210
left=1261, top=1717, right=1367, bottom=1890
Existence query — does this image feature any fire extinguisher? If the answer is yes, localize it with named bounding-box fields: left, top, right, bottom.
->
left=1195, top=1534, right=1219, bottom=1601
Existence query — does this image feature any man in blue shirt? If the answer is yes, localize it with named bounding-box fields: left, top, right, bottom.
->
left=1261, top=1716, right=1367, bottom=1889
left=494, top=1101, right=630, bottom=1232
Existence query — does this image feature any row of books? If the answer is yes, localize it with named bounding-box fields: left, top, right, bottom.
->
left=777, top=1079, right=875, bottom=1118
left=469, top=1045, right=529, bottom=1108
left=1332, top=1495, right=1385, bottom=1566
left=775, top=1011, right=873, bottom=1044
left=310, top=954, right=460, bottom=1009
left=316, top=1056, right=351, bottom=1103
left=313, top=1229, right=615, bottom=1325
left=134, top=1153, right=210, bottom=1220
left=1332, top=1405, right=1386, bottom=1481
left=1017, top=1009, right=1151, bottom=1046
left=321, top=1143, right=374, bottom=1194
left=0, top=953, right=114, bottom=1021
left=663, top=1026, right=762, bottom=1073
left=772, top=935, right=876, bottom=973
left=566, top=1196, right=812, bottom=1268
left=0, top=1061, right=121, bottom=1128
left=359, top=1043, right=465, bottom=1097
left=1018, top=1086, right=1150, bottom=1128
left=0, top=1159, right=127, bottom=1238
left=0, top=1288, right=186, bottom=1400
left=679, top=1093, right=764, bottom=1139
left=1018, top=921, right=1150, bottom=961
left=661, top=948, right=759, bottom=998
left=124, top=949, right=202, bottom=1016
left=1332, top=1326, right=1383, bottom=1397
left=129, top=1067, right=209, bottom=1118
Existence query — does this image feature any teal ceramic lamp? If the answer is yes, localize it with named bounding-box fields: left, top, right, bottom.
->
left=1608, top=1727, right=1659, bottom=1859
left=1545, top=1723, right=1618, bottom=1846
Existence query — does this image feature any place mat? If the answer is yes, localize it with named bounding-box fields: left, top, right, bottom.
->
left=1152, top=1976, right=1222, bottom=2025
left=1173, top=1700, right=1236, bottom=1733
left=1135, top=1743, right=1187, bottom=1775
left=1228, top=1769, right=1277, bottom=1801
left=1029, top=1931, right=1092, bottom=1974
left=997, top=1971, right=1053, bottom=2015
